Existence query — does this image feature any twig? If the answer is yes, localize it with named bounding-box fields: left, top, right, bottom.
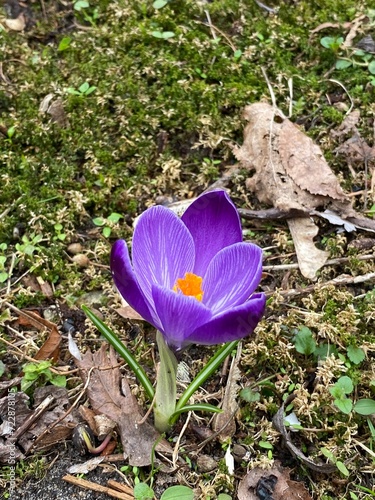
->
left=327, top=78, right=354, bottom=115
left=136, top=393, right=156, bottom=425
left=239, top=207, right=308, bottom=220
left=197, top=20, right=237, bottom=52
left=204, top=10, right=218, bottom=41
left=254, top=0, right=279, bottom=14
left=352, top=438, right=375, bottom=459
left=263, top=254, right=374, bottom=271
left=6, top=253, right=16, bottom=295
left=172, top=411, right=192, bottom=468
left=107, top=479, right=134, bottom=496
left=268, top=271, right=375, bottom=299
left=63, top=474, right=134, bottom=500
left=261, top=67, right=281, bottom=114
left=12, top=395, right=55, bottom=440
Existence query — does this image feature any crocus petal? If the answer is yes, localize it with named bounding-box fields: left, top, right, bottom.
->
left=181, top=190, right=242, bottom=276
left=110, top=240, right=158, bottom=327
left=132, top=206, right=195, bottom=306
left=185, top=293, right=266, bottom=345
left=203, top=243, right=263, bottom=314
left=152, top=284, right=212, bottom=351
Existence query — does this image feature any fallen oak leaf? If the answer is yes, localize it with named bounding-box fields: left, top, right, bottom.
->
left=234, top=102, right=355, bottom=214
left=279, top=118, right=348, bottom=201
left=233, top=102, right=375, bottom=278
left=75, top=344, right=172, bottom=466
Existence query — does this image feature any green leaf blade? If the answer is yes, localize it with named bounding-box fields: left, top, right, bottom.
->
left=353, top=399, right=375, bottom=415
left=293, top=327, right=316, bottom=355
left=347, top=346, right=365, bottom=365
left=160, top=485, right=194, bottom=500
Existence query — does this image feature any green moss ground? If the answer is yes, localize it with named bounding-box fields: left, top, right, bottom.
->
left=1, top=0, right=375, bottom=498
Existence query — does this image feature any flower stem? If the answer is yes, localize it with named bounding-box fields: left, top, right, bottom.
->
left=154, top=331, right=178, bottom=433
left=171, top=340, right=238, bottom=425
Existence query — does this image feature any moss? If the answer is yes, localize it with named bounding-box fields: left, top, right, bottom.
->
left=1, top=0, right=375, bottom=496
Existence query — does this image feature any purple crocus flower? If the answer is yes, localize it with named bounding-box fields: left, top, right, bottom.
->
left=111, top=190, right=266, bottom=351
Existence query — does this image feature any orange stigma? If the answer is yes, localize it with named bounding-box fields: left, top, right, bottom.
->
left=173, top=272, right=204, bottom=301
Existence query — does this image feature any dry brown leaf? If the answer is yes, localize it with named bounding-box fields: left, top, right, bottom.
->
left=39, top=94, right=70, bottom=128
left=68, top=456, right=107, bottom=475
left=234, top=102, right=353, bottom=214
left=76, top=344, right=172, bottom=466
left=287, top=218, right=329, bottom=281
left=331, top=110, right=360, bottom=138
left=356, top=35, right=375, bottom=54
left=0, top=386, right=78, bottom=461
left=23, top=387, right=78, bottom=452
left=116, top=306, right=145, bottom=321
left=279, top=119, right=347, bottom=200
left=212, top=343, right=241, bottom=441
left=310, top=21, right=344, bottom=34
left=342, top=14, right=368, bottom=49
left=233, top=102, right=375, bottom=278
left=5, top=14, right=26, bottom=31
left=335, top=132, right=375, bottom=164
left=237, top=462, right=313, bottom=500
left=17, top=310, right=61, bottom=361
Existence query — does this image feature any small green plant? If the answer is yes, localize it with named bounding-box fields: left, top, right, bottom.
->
left=92, top=212, right=123, bottom=238
left=21, top=361, right=66, bottom=392
left=292, top=326, right=317, bottom=355
left=329, top=375, right=375, bottom=415
left=320, top=447, right=349, bottom=476
left=330, top=375, right=354, bottom=414
left=320, top=33, right=375, bottom=81
left=67, top=81, right=97, bottom=97
left=58, top=36, right=72, bottom=52
left=153, top=0, right=170, bottom=8
left=150, top=30, right=175, bottom=39
left=346, top=345, right=366, bottom=365
left=0, top=243, right=9, bottom=283
left=73, top=0, right=99, bottom=26
left=5, top=125, right=16, bottom=143
left=367, top=204, right=375, bottom=218
left=133, top=483, right=154, bottom=500
left=15, top=233, right=43, bottom=257
left=240, top=386, right=260, bottom=402
left=160, top=486, right=194, bottom=499
left=53, top=223, right=67, bottom=242
left=320, top=36, right=344, bottom=53
left=195, top=67, right=207, bottom=79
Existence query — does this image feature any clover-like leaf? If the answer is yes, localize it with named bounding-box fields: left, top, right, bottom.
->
left=347, top=345, right=365, bottom=365
left=293, top=326, right=316, bottom=355
left=353, top=399, right=375, bottom=415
